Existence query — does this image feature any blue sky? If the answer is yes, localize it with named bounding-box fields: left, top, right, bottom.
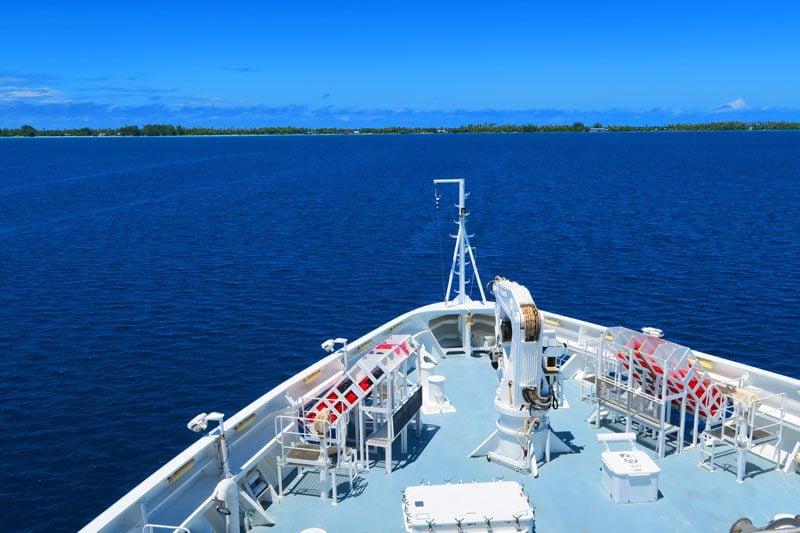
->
left=2, top=1, right=799, bottom=128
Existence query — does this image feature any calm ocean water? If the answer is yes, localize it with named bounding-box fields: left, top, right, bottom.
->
left=1, top=132, right=799, bottom=531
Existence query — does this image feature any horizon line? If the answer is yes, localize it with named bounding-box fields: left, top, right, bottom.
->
left=3, top=120, right=800, bottom=138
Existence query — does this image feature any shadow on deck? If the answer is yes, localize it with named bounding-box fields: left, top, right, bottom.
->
left=370, top=423, right=441, bottom=473
left=283, top=423, right=441, bottom=504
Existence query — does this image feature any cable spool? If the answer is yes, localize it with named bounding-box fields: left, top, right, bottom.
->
left=521, top=304, right=540, bottom=342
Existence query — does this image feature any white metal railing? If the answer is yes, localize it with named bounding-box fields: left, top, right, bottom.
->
left=699, top=388, right=787, bottom=482
left=746, top=392, right=786, bottom=445
left=143, top=525, right=190, bottom=533
left=274, top=412, right=358, bottom=504
left=275, top=413, right=333, bottom=499
left=705, top=387, right=786, bottom=446
left=577, top=337, right=600, bottom=402
left=275, top=413, right=335, bottom=456
left=594, top=336, right=689, bottom=458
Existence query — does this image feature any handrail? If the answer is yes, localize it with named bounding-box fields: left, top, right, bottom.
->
left=143, top=524, right=191, bottom=533
left=745, top=392, right=786, bottom=442
left=276, top=414, right=331, bottom=439
left=275, top=414, right=337, bottom=460
left=705, top=386, right=786, bottom=445
left=597, top=374, right=664, bottom=405
left=700, top=387, right=787, bottom=482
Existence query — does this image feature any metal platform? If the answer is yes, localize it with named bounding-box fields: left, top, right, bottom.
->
left=709, top=425, right=772, bottom=443
left=284, top=444, right=338, bottom=464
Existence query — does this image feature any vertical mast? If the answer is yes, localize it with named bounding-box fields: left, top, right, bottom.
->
left=433, top=179, right=486, bottom=306
left=457, top=179, right=466, bottom=305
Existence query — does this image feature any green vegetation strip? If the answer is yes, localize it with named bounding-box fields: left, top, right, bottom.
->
left=3, top=121, right=799, bottom=137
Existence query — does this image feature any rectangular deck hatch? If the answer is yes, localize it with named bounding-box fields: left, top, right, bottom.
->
left=403, top=481, right=533, bottom=532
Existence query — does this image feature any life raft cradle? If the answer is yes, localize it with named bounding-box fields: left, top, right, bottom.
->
left=277, top=335, right=421, bottom=503
left=614, top=335, right=725, bottom=419
left=595, top=327, right=735, bottom=455
left=302, top=335, right=418, bottom=432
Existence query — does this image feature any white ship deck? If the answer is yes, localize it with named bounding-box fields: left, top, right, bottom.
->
left=268, top=353, right=800, bottom=532
left=81, top=180, right=800, bottom=533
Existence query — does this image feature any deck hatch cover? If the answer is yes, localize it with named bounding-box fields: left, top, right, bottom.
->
left=403, top=481, right=533, bottom=532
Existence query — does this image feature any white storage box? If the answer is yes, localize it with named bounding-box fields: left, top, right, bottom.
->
left=600, top=450, right=660, bottom=503
left=403, top=481, right=533, bottom=532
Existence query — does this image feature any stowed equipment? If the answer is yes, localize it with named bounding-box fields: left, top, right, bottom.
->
left=470, top=276, right=571, bottom=476
left=276, top=335, right=423, bottom=503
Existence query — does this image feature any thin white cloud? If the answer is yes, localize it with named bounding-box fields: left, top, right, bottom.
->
left=0, top=72, right=54, bottom=84
left=0, top=86, right=66, bottom=103
left=712, top=97, right=748, bottom=113
left=2, top=97, right=799, bottom=129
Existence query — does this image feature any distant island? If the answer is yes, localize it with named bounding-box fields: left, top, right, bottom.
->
left=2, top=121, right=799, bottom=137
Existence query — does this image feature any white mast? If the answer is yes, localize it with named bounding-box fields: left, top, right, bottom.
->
left=433, top=179, right=486, bottom=306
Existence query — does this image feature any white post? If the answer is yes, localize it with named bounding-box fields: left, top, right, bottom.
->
left=320, top=425, right=329, bottom=500
left=457, top=179, right=466, bottom=305
left=386, top=372, right=395, bottom=475
left=461, top=312, right=470, bottom=354
left=358, top=406, right=365, bottom=467
left=736, top=449, right=746, bottom=483
left=138, top=501, right=148, bottom=526
left=217, top=417, right=231, bottom=478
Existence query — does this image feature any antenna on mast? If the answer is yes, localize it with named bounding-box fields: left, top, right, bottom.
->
left=433, top=179, right=486, bottom=306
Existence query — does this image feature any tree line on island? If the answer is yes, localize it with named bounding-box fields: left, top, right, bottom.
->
left=2, top=121, right=799, bottom=137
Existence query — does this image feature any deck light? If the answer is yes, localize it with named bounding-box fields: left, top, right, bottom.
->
left=322, top=337, right=349, bottom=368
left=187, top=412, right=231, bottom=478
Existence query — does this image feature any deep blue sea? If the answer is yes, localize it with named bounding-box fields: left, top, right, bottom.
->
left=1, top=132, right=799, bottom=531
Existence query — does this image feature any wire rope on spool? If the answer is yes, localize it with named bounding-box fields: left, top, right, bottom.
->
left=521, top=304, right=540, bottom=342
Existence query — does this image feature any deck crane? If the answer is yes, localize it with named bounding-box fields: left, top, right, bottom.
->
left=470, top=277, right=571, bottom=475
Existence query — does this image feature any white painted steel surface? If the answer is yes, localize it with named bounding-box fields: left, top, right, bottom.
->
left=600, top=451, right=661, bottom=504
left=403, top=481, right=533, bottom=532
